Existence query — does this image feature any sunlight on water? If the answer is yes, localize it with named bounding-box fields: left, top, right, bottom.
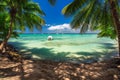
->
left=9, top=33, right=118, bottom=63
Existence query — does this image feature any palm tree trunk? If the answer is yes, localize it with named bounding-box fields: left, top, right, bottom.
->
left=109, top=0, right=120, bottom=56
left=0, top=18, right=13, bottom=52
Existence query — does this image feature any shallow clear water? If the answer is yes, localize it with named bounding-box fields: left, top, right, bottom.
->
left=9, top=33, right=117, bottom=63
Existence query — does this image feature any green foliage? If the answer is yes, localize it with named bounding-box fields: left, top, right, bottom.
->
left=0, top=0, right=46, bottom=39
left=14, top=1, right=45, bottom=32
left=96, top=25, right=116, bottom=39
left=62, top=0, right=118, bottom=39
left=0, top=12, right=9, bottom=40
left=0, top=12, right=19, bottom=40
left=0, top=0, right=57, bottom=41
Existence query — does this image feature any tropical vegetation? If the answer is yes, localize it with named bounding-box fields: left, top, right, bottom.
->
left=0, top=0, right=56, bottom=53
left=62, top=0, right=120, bottom=56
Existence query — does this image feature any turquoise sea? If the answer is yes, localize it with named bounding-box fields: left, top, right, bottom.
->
left=9, top=33, right=117, bottom=63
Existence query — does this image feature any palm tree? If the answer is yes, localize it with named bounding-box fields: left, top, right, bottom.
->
left=0, top=0, right=57, bottom=52
left=62, top=0, right=120, bottom=56
left=0, top=0, right=45, bottom=52
left=0, top=12, right=19, bottom=40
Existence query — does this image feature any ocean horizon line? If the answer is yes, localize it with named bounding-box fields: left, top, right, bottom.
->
left=19, top=33, right=98, bottom=34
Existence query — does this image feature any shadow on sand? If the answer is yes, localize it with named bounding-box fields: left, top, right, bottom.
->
left=9, top=41, right=118, bottom=63
left=0, top=41, right=118, bottom=80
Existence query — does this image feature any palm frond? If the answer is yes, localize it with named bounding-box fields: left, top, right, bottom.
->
left=62, top=0, right=87, bottom=17
left=23, top=2, right=45, bottom=16
left=48, top=0, right=56, bottom=6
left=71, top=0, right=96, bottom=31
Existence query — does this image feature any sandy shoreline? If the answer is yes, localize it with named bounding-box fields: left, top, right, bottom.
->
left=0, top=42, right=119, bottom=80
left=0, top=56, right=120, bottom=80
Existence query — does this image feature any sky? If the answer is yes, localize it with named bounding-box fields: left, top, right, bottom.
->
left=26, top=0, right=98, bottom=33
left=26, top=0, right=76, bottom=33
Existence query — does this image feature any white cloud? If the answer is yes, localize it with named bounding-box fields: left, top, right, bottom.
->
left=48, top=23, right=71, bottom=30
left=47, top=23, right=79, bottom=33
left=47, top=23, right=99, bottom=33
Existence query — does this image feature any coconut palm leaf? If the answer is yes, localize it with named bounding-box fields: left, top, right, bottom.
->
left=48, top=0, right=56, bottom=6
left=62, top=0, right=87, bottom=17
left=62, top=0, right=116, bottom=38
left=62, top=0, right=120, bottom=56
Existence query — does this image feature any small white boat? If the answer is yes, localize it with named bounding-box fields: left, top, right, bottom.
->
left=47, top=36, right=53, bottom=40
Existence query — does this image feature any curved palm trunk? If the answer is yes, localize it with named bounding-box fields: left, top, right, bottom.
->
left=0, top=7, right=16, bottom=53
left=0, top=18, right=13, bottom=52
left=109, top=0, right=120, bottom=56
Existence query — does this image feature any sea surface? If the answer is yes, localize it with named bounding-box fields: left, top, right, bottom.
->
left=9, top=33, right=117, bottom=63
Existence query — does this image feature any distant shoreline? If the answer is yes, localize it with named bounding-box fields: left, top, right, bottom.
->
left=19, top=33, right=98, bottom=34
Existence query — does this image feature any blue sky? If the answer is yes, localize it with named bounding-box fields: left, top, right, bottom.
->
left=36, top=0, right=72, bottom=24
left=27, top=0, right=74, bottom=33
